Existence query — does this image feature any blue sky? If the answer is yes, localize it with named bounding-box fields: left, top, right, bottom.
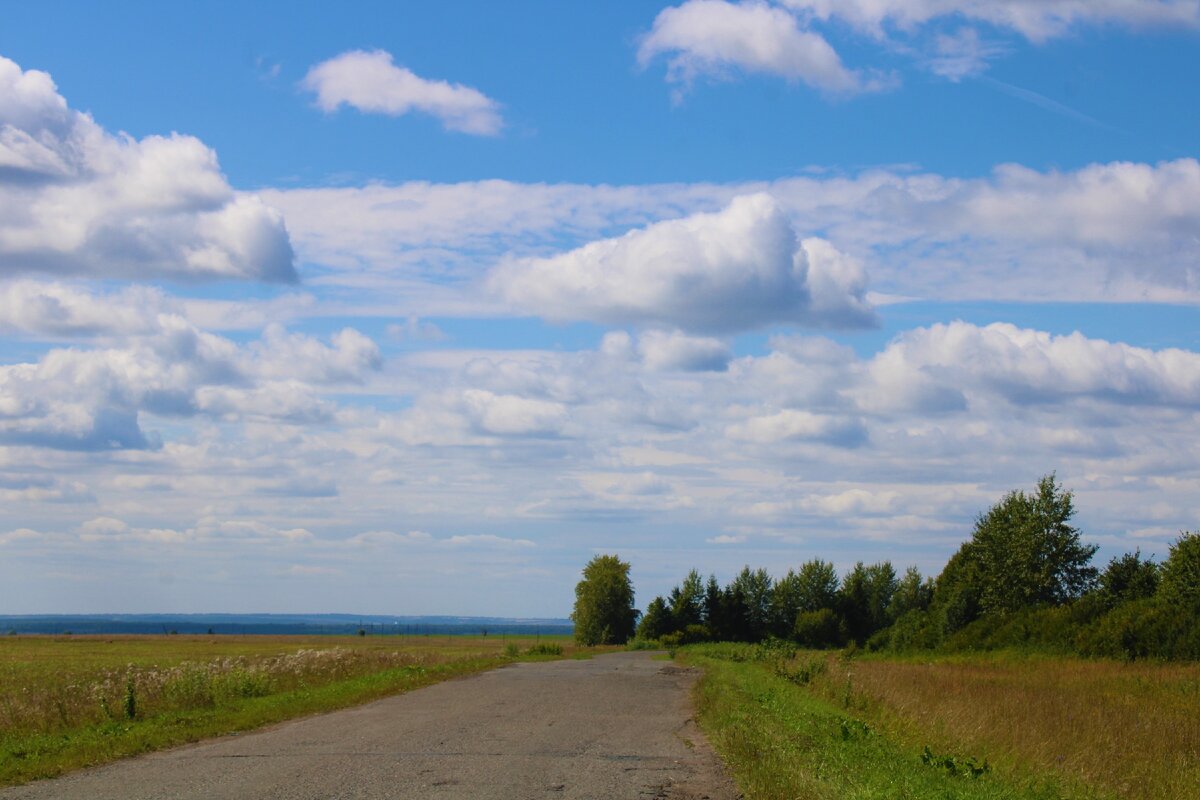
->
left=1, top=1, right=1199, bottom=616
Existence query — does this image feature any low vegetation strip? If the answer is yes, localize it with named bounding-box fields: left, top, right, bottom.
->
left=0, top=634, right=580, bottom=787
left=678, top=642, right=1199, bottom=800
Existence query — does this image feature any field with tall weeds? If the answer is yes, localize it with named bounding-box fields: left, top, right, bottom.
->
left=681, top=642, right=1200, bottom=800
left=0, top=633, right=581, bottom=787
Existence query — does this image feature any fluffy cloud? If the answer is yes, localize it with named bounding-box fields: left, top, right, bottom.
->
left=0, top=56, right=295, bottom=282
left=489, top=193, right=875, bottom=333
left=461, top=389, right=568, bottom=437
left=261, top=158, right=1200, bottom=308
left=0, top=280, right=164, bottom=337
left=860, top=321, right=1200, bottom=411
left=637, top=330, right=732, bottom=372
left=6, top=315, right=1200, bottom=611
left=252, top=325, right=382, bottom=385
left=302, top=50, right=503, bottom=135
left=640, top=1, right=1197, bottom=94
left=0, top=287, right=382, bottom=450
left=778, top=0, right=1199, bottom=42
left=638, top=0, right=880, bottom=94
left=726, top=409, right=868, bottom=447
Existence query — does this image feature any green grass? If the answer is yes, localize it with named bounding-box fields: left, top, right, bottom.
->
left=680, top=644, right=1117, bottom=800
left=0, top=634, right=590, bottom=787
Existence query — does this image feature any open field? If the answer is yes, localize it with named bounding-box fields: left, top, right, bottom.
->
left=0, top=633, right=588, bottom=787
left=681, top=643, right=1200, bottom=800
left=0, top=651, right=735, bottom=800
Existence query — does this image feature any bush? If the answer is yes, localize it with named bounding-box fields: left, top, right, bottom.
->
left=1078, top=598, right=1200, bottom=661
left=682, top=641, right=761, bottom=662
left=215, top=668, right=273, bottom=699
left=659, top=631, right=683, bottom=654
left=774, top=655, right=826, bottom=686
left=163, top=666, right=216, bottom=709
left=624, top=637, right=661, bottom=651
left=756, top=636, right=799, bottom=665
left=941, top=602, right=1103, bottom=654
left=882, top=609, right=944, bottom=651
left=525, top=643, right=564, bottom=656
left=794, top=608, right=842, bottom=648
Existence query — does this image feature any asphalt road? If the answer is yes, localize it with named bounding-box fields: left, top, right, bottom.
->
left=2, top=651, right=738, bottom=799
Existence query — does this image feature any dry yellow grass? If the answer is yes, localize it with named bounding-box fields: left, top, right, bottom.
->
left=0, top=633, right=568, bottom=738
left=807, top=652, right=1200, bottom=800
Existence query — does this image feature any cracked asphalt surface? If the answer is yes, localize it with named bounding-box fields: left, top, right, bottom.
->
left=1, top=651, right=738, bottom=799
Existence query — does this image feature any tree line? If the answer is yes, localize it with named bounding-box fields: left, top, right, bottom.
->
left=571, top=474, right=1200, bottom=660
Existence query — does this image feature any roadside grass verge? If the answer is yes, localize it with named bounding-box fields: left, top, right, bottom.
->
left=680, top=643, right=1130, bottom=800
left=0, top=634, right=586, bottom=787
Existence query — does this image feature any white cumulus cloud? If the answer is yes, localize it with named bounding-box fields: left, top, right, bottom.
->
left=489, top=193, right=875, bottom=333
left=302, top=49, right=503, bottom=135
left=0, top=286, right=383, bottom=450
left=638, top=330, right=732, bottom=372
left=639, top=0, right=880, bottom=94
left=860, top=321, right=1200, bottom=411
left=461, top=389, right=568, bottom=437
left=0, top=56, right=295, bottom=282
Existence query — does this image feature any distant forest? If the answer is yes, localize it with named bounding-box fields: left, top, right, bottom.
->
left=0, top=614, right=573, bottom=638
left=637, top=475, right=1200, bottom=660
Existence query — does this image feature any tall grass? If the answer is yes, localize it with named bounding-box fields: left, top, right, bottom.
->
left=683, top=643, right=1199, bottom=800
left=686, top=652, right=1086, bottom=800
left=808, top=652, right=1200, bottom=800
left=0, top=634, right=585, bottom=786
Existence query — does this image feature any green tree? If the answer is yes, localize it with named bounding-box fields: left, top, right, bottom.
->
left=889, top=566, right=933, bottom=621
left=703, top=574, right=731, bottom=640
left=731, top=566, right=773, bottom=641
left=636, top=596, right=672, bottom=640
left=969, top=474, right=1098, bottom=616
left=1098, top=550, right=1160, bottom=608
left=839, top=561, right=897, bottom=643
left=933, top=545, right=984, bottom=633
left=795, top=559, right=839, bottom=612
left=669, top=569, right=705, bottom=630
left=571, top=554, right=638, bottom=645
left=1160, top=531, right=1200, bottom=609
left=770, top=569, right=804, bottom=637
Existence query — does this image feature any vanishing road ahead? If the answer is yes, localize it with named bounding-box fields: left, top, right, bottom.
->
left=2, top=652, right=737, bottom=800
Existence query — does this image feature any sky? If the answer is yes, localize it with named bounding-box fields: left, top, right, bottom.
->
left=1, top=1, right=1199, bottom=617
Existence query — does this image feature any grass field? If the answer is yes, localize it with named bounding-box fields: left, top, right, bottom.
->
left=680, top=643, right=1200, bottom=800
left=0, top=633, right=585, bottom=787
